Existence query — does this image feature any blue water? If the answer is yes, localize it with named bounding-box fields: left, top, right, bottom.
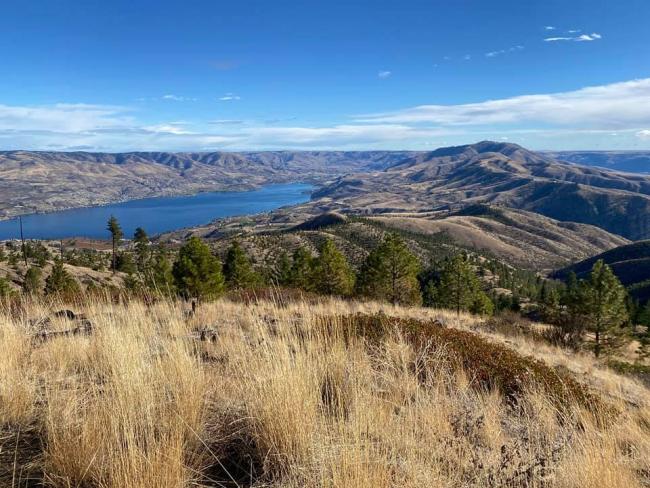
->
left=0, top=183, right=313, bottom=240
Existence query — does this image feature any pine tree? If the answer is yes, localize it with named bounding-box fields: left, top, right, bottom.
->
left=22, top=266, right=43, bottom=295
left=45, top=260, right=80, bottom=297
left=357, top=233, right=422, bottom=305
left=470, top=290, right=495, bottom=316
left=223, top=241, right=260, bottom=289
left=540, top=286, right=562, bottom=324
left=580, top=259, right=628, bottom=357
left=438, top=254, right=484, bottom=315
left=638, top=301, right=650, bottom=327
left=0, top=275, right=14, bottom=298
left=133, top=227, right=150, bottom=272
left=423, top=280, right=439, bottom=307
left=107, top=215, right=123, bottom=274
left=275, top=251, right=292, bottom=286
left=146, top=245, right=175, bottom=295
left=116, top=252, right=137, bottom=274
left=172, top=237, right=224, bottom=300
left=289, top=245, right=314, bottom=290
left=312, top=239, right=355, bottom=296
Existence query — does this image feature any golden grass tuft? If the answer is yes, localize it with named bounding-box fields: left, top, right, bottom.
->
left=0, top=295, right=649, bottom=487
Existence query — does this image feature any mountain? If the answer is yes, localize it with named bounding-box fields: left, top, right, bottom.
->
left=553, top=241, right=650, bottom=303
left=0, top=150, right=415, bottom=220
left=548, top=151, right=650, bottom=174
left=312, top=141, right=650, bottom=240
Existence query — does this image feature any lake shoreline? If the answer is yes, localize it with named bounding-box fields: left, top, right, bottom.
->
left=0, top=182, right=314, bottom=241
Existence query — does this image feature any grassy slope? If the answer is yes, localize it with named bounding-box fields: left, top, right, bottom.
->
left=1, top=296, right=650, bottom=487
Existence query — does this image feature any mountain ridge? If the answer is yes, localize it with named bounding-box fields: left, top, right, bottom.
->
left=312, top=142, right=650, bottom=240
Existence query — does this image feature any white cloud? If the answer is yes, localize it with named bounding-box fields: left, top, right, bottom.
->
left=218, top=93, right=241, bottom=101
left=378, top=70, right=392, bottom=79
left=3, top=79, right=650, bottom=151
left=576, top=33, right=602, bottom=41
left=0, top=103, right=133, bottom=133
left=463, top=54, right=471, bottom=61
left=567, top=29, right=581, bottom=34
left=356, top=78, right=650, bottom=129
left=545, top=32, right=602, bottom=42
left=162, top=94, right=197, bottom=102
left=544, top=26, right=556, bottom=30
left=485, top=45, right=524, bottom=57
left=143, top=123, right=193, bottom=135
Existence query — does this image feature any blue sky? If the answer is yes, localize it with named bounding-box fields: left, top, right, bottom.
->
left=1, top=0, right=650, bottom=151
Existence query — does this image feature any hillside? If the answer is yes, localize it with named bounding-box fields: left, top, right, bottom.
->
left=312, top=141, right=650, bottom=240
left=549, top=151, right=650, bottom=174
left=0, top=150, right=415, bottom=219
left=2, top=296, right=649, bottom=488
left=554, top=240, right=650, bottom=302
left=163, top=205, right=627, bottom=274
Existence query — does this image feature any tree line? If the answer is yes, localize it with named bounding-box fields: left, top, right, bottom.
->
left=1, top=215, right=644, bottom=359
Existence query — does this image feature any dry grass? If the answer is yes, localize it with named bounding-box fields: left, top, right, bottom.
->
left=1, top=295, right=649, bottom=487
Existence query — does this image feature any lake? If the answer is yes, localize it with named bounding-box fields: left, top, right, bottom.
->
left=0, top=183, right=313, bottom=240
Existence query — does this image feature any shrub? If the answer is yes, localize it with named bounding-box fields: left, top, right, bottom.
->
left=319, top=313, right=602, bottom=411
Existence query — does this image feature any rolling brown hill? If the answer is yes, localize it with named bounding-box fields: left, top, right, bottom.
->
left=164, top=203, right=628, bottom=271
left=312, top=141, right=650, bottom=240
left=0, top=150, right=415, bottom=220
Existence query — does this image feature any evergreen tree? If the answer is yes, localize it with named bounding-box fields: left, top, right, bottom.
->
left=289, top=245, right=314, bottom=290
left=45, top=260, right=80, bottom=296
left=275, top=251, right=292, bottom=286
left=115, top=252, right=137, bottom=275
left=107, top=215, right=123, bottom=274
left=638, top=301, right=650, bottom=327
left=311, top=239, right=355, bottom=296
left=0, top=246, right=5, bottom=262
left=223, top=241, right=260, bottom=289
left=438, top=254, right=484, bottom=315
left=172, top=237, right=224, bottom=300
left=580, top=260, right=628, bottom=357
left=423, top=280, right=439, bottom=308
left=357, top=233, right=422, bottom=305
left=22, top=266, right=43, bottom=295
left=540, top=286, right=562, bottom=324
left=146, top=245, right=175, bottom=295
left=133, top=227, right=150, bottom=272
left=470, top=290, right=495, bottom=316
left=0, top=275, right=14, bottom=298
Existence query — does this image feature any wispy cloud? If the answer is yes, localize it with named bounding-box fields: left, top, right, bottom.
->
left=208, top=119, right=246, bottom=125
left=545, top=32, right=602, bottom=42
left=377, top=70, right=392, bottom=79
left=356, top=79, right=650, bottom=129
left=544, top=26, right=556, bottom=31
left=3, top=79, right=650, bottom=151
left=218, top=93, right=241, bottom=101
left=0, top=103, right=133, bottom=132
left=143, top=123, right=193, bottom=135
left=162, top=94, right=197, bottom=102
left=463, top=54, right=472, bottom=61
left=485, top=45, right=524, bottom=58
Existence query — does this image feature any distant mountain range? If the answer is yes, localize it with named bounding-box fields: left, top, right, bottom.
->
left=548, top=151, right=650, bottom=174
left=2, top=143, right=650, bottom=242
left=312, top=141, right=650, bottom=240
left=0, top=150, right=414, bottom=220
